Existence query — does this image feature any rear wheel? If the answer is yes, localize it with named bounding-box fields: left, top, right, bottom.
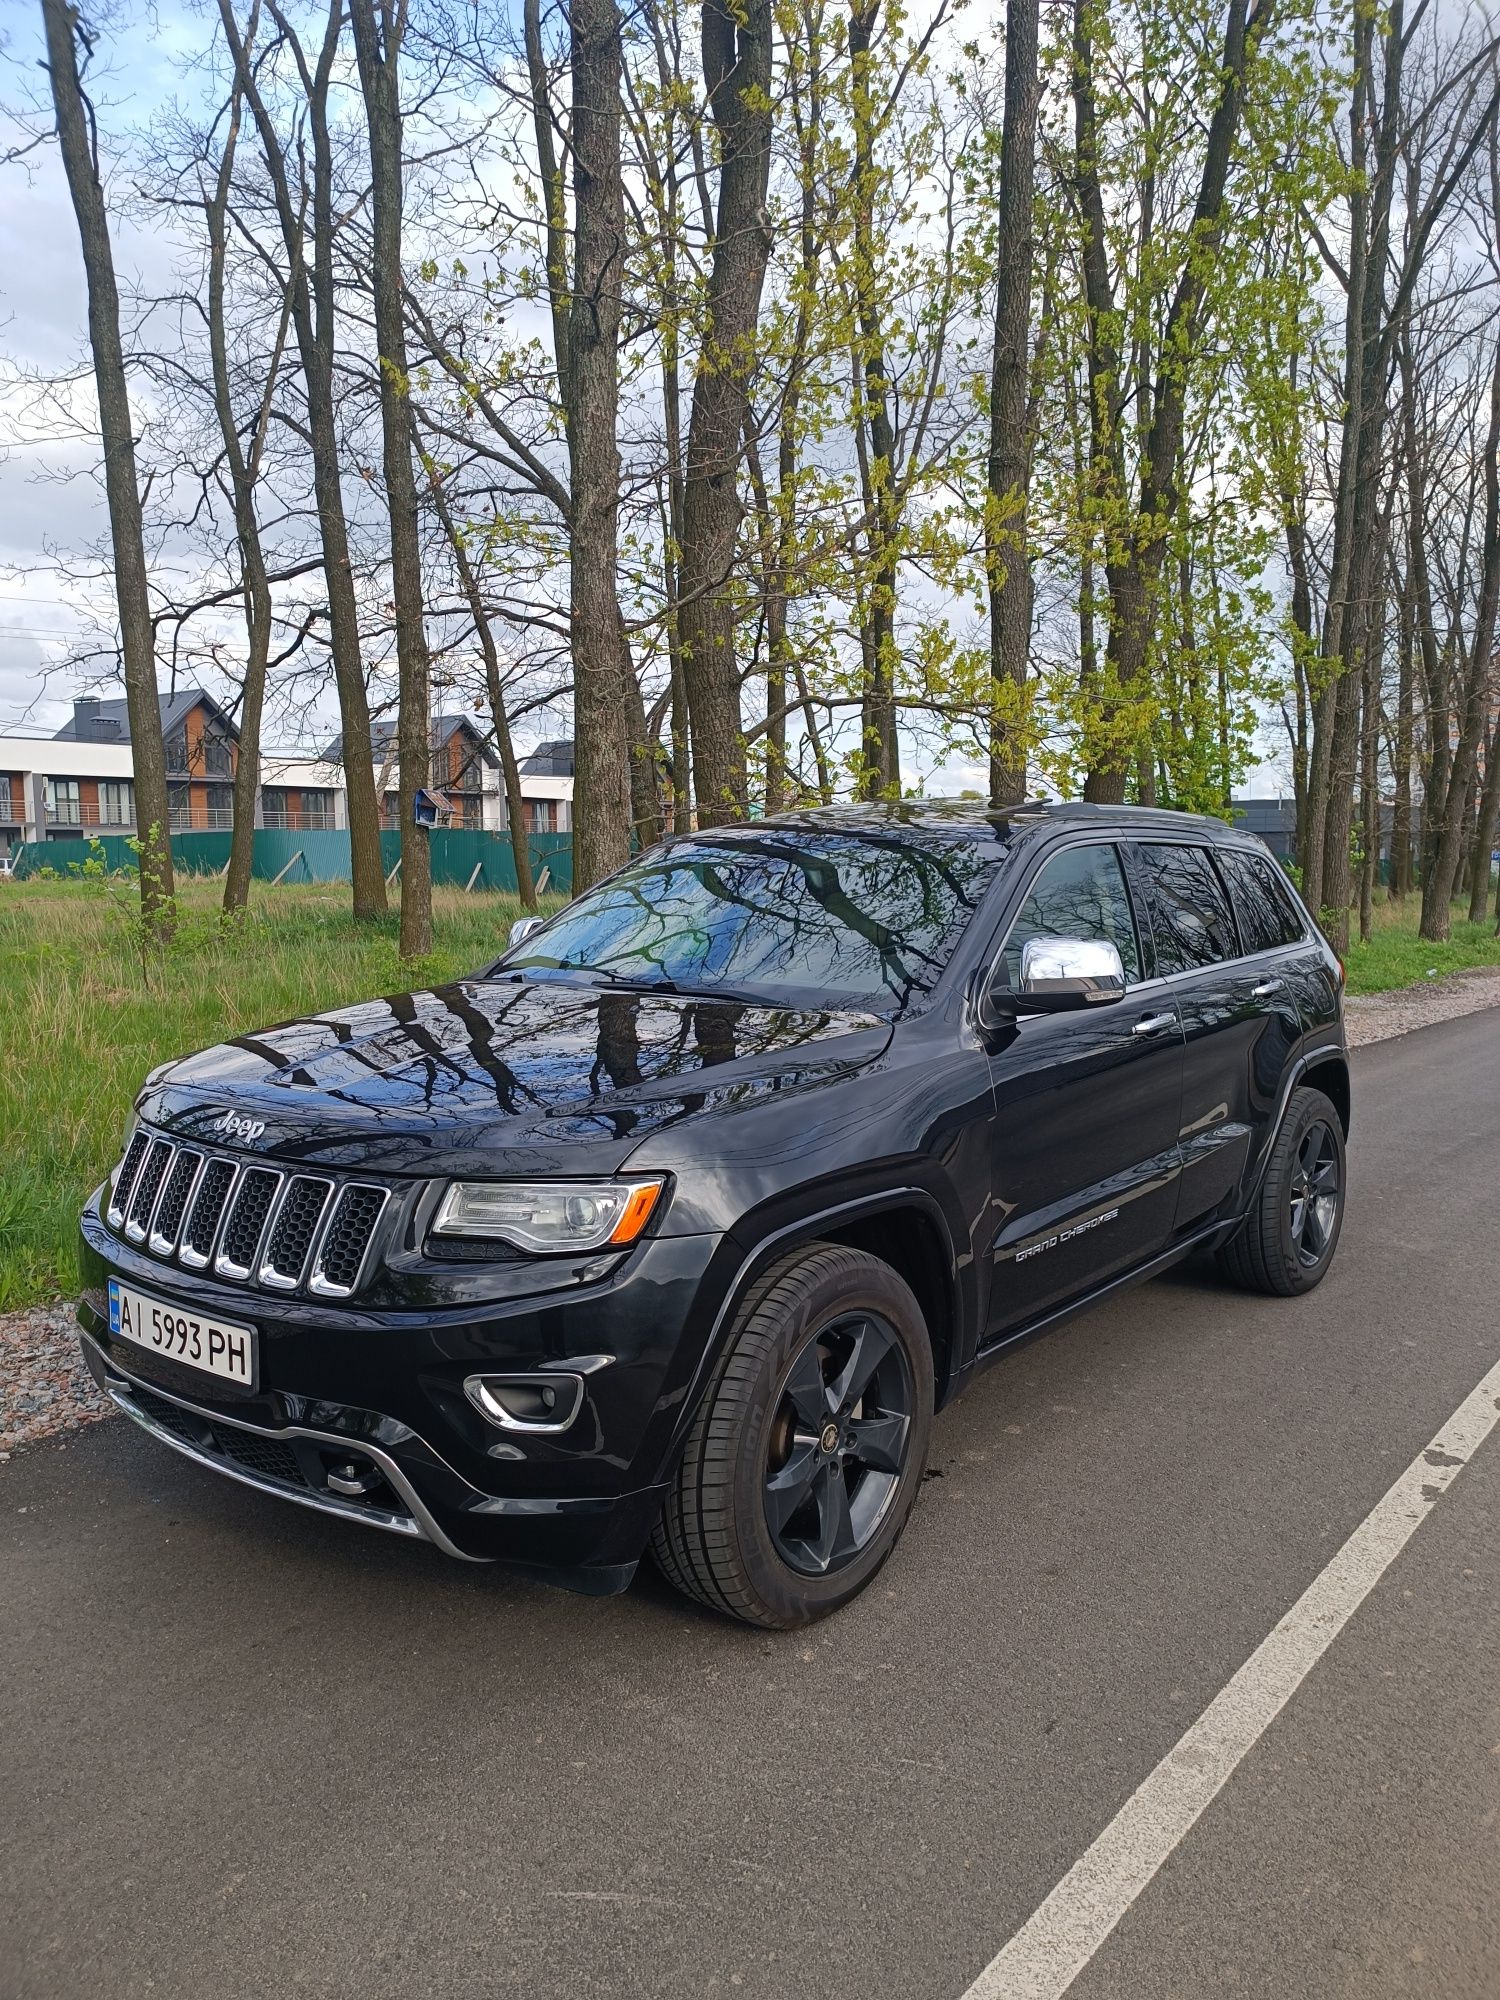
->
left=650, top=1243, right=934, bottom=1627
left=1218, top=1085, right=1345, bottom=1296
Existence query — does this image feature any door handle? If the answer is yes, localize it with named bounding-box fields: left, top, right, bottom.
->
left=1251, top=979, right=1283, bottom=999
left=1132, top=1011, right=1176, bottom=1037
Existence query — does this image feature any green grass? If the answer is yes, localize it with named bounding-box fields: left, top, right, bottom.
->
left=1340, top=896, right=1500, bottom=996
left=0, top=873, right=560, bottom=1309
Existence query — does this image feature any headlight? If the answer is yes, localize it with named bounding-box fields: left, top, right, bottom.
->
left=432, top=1178, right=666, bottom=1253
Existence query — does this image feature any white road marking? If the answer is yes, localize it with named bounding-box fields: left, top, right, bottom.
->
left=959, top=1351, right=1500, bottom=2000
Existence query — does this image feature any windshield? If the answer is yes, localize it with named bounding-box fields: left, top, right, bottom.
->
left=499, top=831, right=999, bottom=1012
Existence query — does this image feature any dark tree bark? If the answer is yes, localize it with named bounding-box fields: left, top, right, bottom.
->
left=1422, top=333, right=1500, bottom=940
left=848, top=0, right=900, bottom=801
left=1469, top=706, right=1500, bottom=923
left=678, top=0, right=774, bottom=825
left=222, top=0, right=387, bottom=920
left=349, top=0, right=431, bottom=958
left=420, top=453, right=537, bottom=911
left=520, top=0, right=632, bottom=890
left=41, top=0, right=175, bottom=935
left=985, top=0, right=1041, bottom=807
left=1390, top=552, right=1416, bottom=899
left=202, top=45, right=289, bottom=918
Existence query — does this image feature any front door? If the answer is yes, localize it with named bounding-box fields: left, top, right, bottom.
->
left=983, top=841, right=1186, bottom=1340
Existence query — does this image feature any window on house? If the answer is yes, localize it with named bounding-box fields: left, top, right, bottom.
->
left=100, top=780, right=133, bottom=826
left=524, top=799, right=558, bottom=834
left=46, top=778, right=81, bottom=824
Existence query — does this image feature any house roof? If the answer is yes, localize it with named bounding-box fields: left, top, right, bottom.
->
left=321, top=713, right=498, bottom=771
left=52, top=689, right=237, bottom=744
left=520, top=738, right=574, bottom=776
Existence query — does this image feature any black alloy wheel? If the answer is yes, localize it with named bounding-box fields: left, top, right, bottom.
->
left=762, top=1312, right=914, bottom=1578
left=651, top=1242, right=934, bottom=1627
left=1288, top=1119, right=1340, bottom=1268
left=1218, top=1083, right=1346, bottom=1297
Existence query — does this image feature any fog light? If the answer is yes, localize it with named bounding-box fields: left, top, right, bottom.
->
left=464, top=1372, right=585, bottom=1434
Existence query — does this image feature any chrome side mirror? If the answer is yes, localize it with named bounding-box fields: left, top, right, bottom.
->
left=1015, top=935, right=1126, bottom=1011
left=508, top=916, right=544, bottom=948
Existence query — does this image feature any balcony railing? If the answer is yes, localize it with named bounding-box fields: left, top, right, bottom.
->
left=261, top=809, right=334, bottom=831
left=44, top=802, right=136, bottom=829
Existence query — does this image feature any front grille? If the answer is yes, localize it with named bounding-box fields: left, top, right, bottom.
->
left=311, top=1184, right=389, bottom=1295
left=150, top=1149, right=202, bottom=1252
left=217, top=1168, right=281, bottom=1276
left=109, top=1130, right=151, bottom=1227
left=261, top=1176, right=331, bottom=1286
left=105, top=1132, right=389, bottom=1298
left=182, top=1158, right=236, bottom=1264
left=126, top=1139, right=173, bottom=1240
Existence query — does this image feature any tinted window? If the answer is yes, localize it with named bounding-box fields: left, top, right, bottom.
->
left=1217, top=849, right=1305, bottom=952
left=1003, top=844, right=1140, bottom=985
left=502, top=832, right=1000, bottom=1012
left=1136, top=844, right=1238, bottom=974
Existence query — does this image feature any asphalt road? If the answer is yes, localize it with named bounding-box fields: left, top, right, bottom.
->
left=3, top=1011, right=1498, bottom=2000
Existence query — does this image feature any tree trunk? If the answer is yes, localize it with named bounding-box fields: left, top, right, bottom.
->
left=420, top=457, right=537, bottom=911
left=1390, top=553, right=1415, bottom=898
left=1421, top=335, right=1500, bottom=941
left=563, top=0, right=633, bottom=888
left=228, top=0, right=387, bottom=919
left=349, top=0, right=431, bottom=959
left=678, top=0, right=774, bottom=825
left=42, top=0, right=175, bottom=936
left=203, top=53, right=287, bottom=919
left=986, top=0, right=1040, bottom=806
left=1468, top=705, right=1500, bottom=924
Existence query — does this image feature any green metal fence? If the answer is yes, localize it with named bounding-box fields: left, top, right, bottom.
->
left=10, top=827, right=573, bottom=895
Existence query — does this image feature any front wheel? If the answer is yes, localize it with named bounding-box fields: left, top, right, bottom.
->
left=650, top=1243, right=934, bottom=1628
left=1218, top=1085, right=1346, bottom=1296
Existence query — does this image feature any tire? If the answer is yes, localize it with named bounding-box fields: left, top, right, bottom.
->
left=650, top=1242, right=935, bottom=1628
left=1218, top=1085, right=1346, bottom=1297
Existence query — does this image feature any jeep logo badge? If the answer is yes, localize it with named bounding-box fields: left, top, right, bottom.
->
left=211, top=1109, right=266, bottom=1144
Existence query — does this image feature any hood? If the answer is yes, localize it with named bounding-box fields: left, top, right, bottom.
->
left=142, top=977, right=893, bottom=1178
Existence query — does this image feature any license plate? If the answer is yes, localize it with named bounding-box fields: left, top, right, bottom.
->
left=108, top=1276, right=258, bottom=1389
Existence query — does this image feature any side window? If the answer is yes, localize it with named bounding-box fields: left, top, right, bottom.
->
left=1136, top=844, right=1239, bottom=975
left=1003, top=844, right=1141, bottom=986
left=1217, top=849, right=1305, bottom=954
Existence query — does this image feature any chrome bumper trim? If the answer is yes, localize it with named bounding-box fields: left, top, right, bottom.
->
left=80, top=1330, right=485, bottom=1562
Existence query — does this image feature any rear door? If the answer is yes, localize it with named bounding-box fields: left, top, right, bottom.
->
left=983, top=841, right=1186, bottom=1339
left=1124, top=841, right=1302, bottom=1235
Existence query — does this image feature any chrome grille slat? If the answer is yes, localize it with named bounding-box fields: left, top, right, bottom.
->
left=180, top=1157, right=238, bottom=1268
left=309, top=1184, right=390, bottom=1297
left=108, top=1130, right=152, bottom=1229
left=215, top=1167, right=283, bottom=1280
left=106, top=1132, right=388, bottom=1297
left=125, top=1139, right=174, bottom=1243
left=260, top=1176, right=333, bottom=1290
left=149, top=1149, right=204, bottom=1256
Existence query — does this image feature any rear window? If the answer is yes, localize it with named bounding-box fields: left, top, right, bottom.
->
left=1135, top=844, right=1239, bottom=974
left=1217, top=849, right=1305, bottom=952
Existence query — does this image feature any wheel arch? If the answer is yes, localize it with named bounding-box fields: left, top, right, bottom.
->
left=1297, top=1048, right=1351, bottom=1139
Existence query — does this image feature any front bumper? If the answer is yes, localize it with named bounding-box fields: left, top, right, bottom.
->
left=79, top=1190, right=729, bottom=1586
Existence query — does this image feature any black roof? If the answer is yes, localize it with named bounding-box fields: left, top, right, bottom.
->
left=321, top=713, right=497, bottom=769
left=53, top=689, right=235, bottom=744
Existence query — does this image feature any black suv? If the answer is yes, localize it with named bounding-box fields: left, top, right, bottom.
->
left=78, top=803, right=1347, bottom=1627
